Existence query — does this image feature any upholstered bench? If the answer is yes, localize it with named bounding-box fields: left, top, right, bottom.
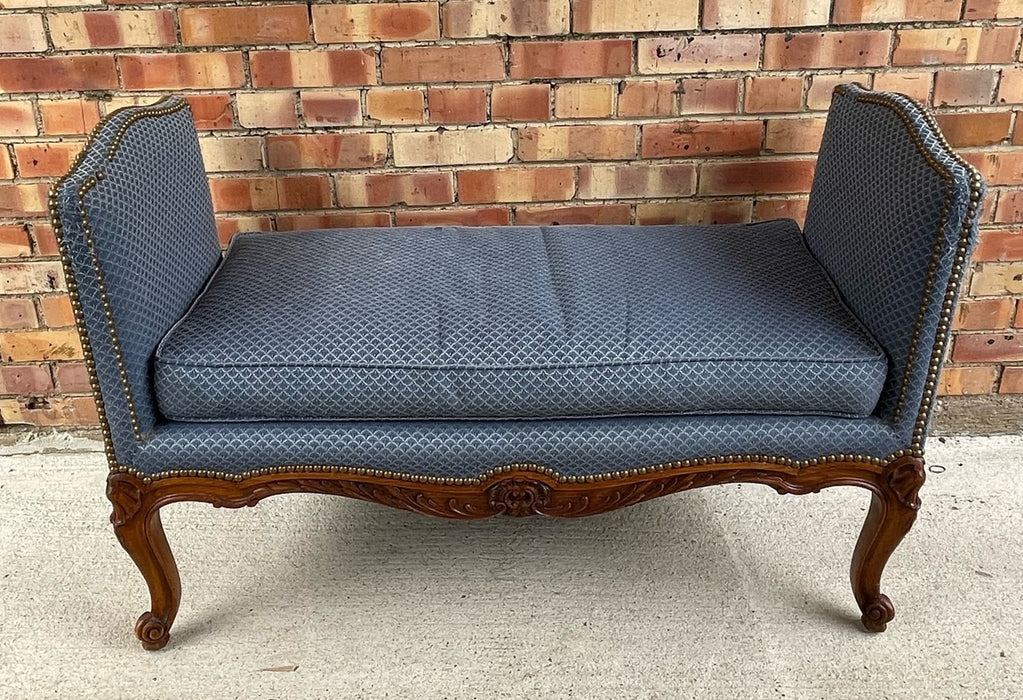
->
left=51, top=83, right=984, bottom=650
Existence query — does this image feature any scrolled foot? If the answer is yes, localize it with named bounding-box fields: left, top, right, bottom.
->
left=860, top=594, right=895, bottom=633
left=135, top=611, right=171, bottom=651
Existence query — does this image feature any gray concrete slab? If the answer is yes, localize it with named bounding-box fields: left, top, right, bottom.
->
left=0, top=434, right=1020, bottom=698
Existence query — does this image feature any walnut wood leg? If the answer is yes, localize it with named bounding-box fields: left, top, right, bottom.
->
left=107, top=473, right=181, bottom=651
left=850, top=456, right=925, bottom=633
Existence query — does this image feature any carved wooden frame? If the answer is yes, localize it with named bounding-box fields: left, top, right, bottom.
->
left=108, top=454, right=925, bottom=650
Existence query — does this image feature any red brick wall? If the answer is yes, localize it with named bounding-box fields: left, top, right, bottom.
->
left=1, top=0, right=1021, bottom=428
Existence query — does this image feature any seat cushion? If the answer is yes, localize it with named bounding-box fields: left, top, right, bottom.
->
left=154, top=221, right=887, bottom=422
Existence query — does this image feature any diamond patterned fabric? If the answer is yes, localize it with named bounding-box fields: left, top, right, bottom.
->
left=155, top=222, right=887, bottom=421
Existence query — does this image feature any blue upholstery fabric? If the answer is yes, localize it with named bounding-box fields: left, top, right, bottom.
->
left=154, top=222, right=887, bottom=421
left=53, top=97, right=222, bottom=464
left=803, top=83, right=983, bottom=445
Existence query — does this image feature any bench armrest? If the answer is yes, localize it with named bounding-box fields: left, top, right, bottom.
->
left=803, top=84, right=985, bottom=453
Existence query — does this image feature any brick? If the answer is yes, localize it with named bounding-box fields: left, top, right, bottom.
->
left=952, top=332, right=1023, bottom=362
left=997, top=68, right=1023, bottom=104
left=492, top=84, right=551, bottom=122
left=955, top=298, right=1015, bottom=330
left=518, top=124, right=637, bottom=161
left=1, top=330, right=82, bottom=362
left=0, top=365, right=53, bottom=396
left=181, top=5, right=309, bottom=45
left=0, top=262, right=64, bottom=293
left=938, top=366, right=998, bottom=395
left=933, top=70, right=997, bottom=106
left=198, top=137, right=263, bottom=172
left=515, top=204, right=631, bottom=225
left=215, top=216, right=273, bottom=246
left=618, top=81, right=676, bottom=117
left=574, top=0, right=698, bottom=32
left=276, top=213, right=391, bottom=231
left=511, top=40, right=632, bottom=79
left=38, top=295, right=74, bottom=328
left=965, top=152, right=1023, bottom=187
left=314, top=2, right=439, bottom=42
left=49, top=10, right=175, bottom=49
left=806, top=74, right=871, bottom=110
left=0, top=396, right=98, bottom=427
left=0, top=299, right=37, bottom=330
left=970, top=261, right=1023, bottom=295
left=394, top=127, right=514, bottom=166
left=765, top=31, right=891, bottom=70
left=554, top=84, right=614, bottom=118
left=31, top=224, right=58, bottom=257
left=1017, top=116, right=1023, bottom=146
left=745, top=76, right=804, bottom=113
left=396, top=207, right=510, bottom=226
left=55, top=363, right=91, bottom=394
left=37, top=99, right=101, bottom=136
left=209, top=176, right=333, bottom=212
left=639, top=35, right=760, bottom=74
left=699, top=159, right=815, bottom=195
left=0, top=154, right=11, bottom=181
left=185, top=95, right=234, bottom=130
left=873, top=72, right=933, bottom=102
left=251, top=50, right=376, bottom=88
left=704, top=0, right=829, bottom=28
left=266, top=134, right=388, bottom=170
left=300, top=90, right=363, bottom=127
left=834, top=0, right=963, bottom=23
left=428, top=88, right=487, bottom=125
left=641, top=121, right=763, bottom=158
left=0, top=184, right=50, bottom=217
left=1000, top=367, right=1023, bottom=394
left=578, top=163, right=697, bottom=199
left=965, top=0, right=1023, bottom=19
left=680, top=78, right=740, bottom=114
left=443, top=0, right=568, bottom=37
left=367, top=88, right=426, bottom=125
left=635, top=200, right=753, bottom=225
left=893, top=27, right=1019, bottom=66
left=975, top=229, right=1023, bottom=260
left=755, top=197, right=810, bottom=224
left=934, top=112, right=1012, bottom=147
left=120, top=53, right=244, bottom=90
left=383, top=45, right=504, bottom=84
left=0, top=226, right=32, bottom=257
left=457, top=167, right=575, bottom=204
left=14, top=142, right=82, bottom=178
left=0, top=14, right=47, bottom=52
left=765, top=117, right=828, bottom=153
left=0, top=56, right=118, bottom=93
left=337, top=172, right=454, bottom=207
left=237, top=92, right=298, bottom=128
left=0, top=101, right=37, bottom=137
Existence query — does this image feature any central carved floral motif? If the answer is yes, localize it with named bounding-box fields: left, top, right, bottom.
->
left=486, top=477, right=552, bottom=516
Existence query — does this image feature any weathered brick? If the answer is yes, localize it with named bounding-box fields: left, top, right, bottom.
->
left=764, top=31, right=891, bottom=70
left=251, top=50, right=376, bottom=88
left=872, top=72, right=933, bottom=102
left=55, top=362, right=91, bottom=394
left=36, top=99, right=100, bottom=137
left=955, top=298, right=1015, bottom=330
left=49, top=10, right=175, bottom=49
left=492, top=84, right=551, bottom=122
left=639, top=35, right=760, bottom=74
left=834, top=0, right=963, bottom=23
left=680, top=78, right=740, bottom=114
left=938, top=366, right=998, bottom=395
left=0, top=226, right=32, bottom=258
left=1000, top=366, right=1023, bottom=394
left=518, top=124, right=637, bottom=161
left=0, top=56, right=118, bottom=93
left=635, top=200, right=753, bottom=225
left=966, top=0, right=1023, bottom=18
left=965, top=152, right=1023, bottom=187
left=0, top=365, right=53, bottom=396
left=267, top=134, right=388, bottom=170
left=970, top=261, right=1023, bottom=295
left=215, top=216, right=273, bottom=246
left=511, top=40, right=632, bottom=79
left=120, top=53, right=245, bottom=90
left=704, top=0, right=829, bottom=28
left=554, top=83, right=614, bottom=118
left=0, top=14, right=47, bottom=52
left=0, top=101, right=37, bottom=137
left=806, top=73, right=871, bottom=110
left=997, top=68, right=1023, bottom=104
left=337, top=172, right=455, bottom=207
left=1, top=330, right=83, bottom=362
left=0, top=262, right=65, bottom=293
left=745, top=76, right=804, bottom=113
left=0, top=154, right=11, bottom=181
left=641, top=121, right=763, bottom=158
left=382, top=45, right=504, bottom=84
left=13, top=142, right=82, bottom=178
left=0, top=396, right=98, bottom=427
left=754, top=197, right=810, bottom=223
left=893, top=27, right=1019, bottom=66
left=0, top=299, right=38, bottom=330
left=994, top=190, right=1023, bottom=224
left=975, top=229, right=1023, bottom=261
left=314, top=2, right=439, bottom=42
left=457, top=167, right=575, bottom=203
left=198, top=137, right=263, bottom=172
left=699, top=159, right=815, bottom=195
left=952, top=332, right=1023, bottom=362
left=765, top=117, right=828, bottom=153
left=574, top=0, right=698, bottom=32
left=443, top=0, right=568, bottom=37
left=0, top=185, right=50, bottom=217
left=394, top=127, right=514, bottom=166
left=185, top=95, right=234, bottom=130
left=276, top=213, right=391, bottom=231
left=396, top=207, right=510, bottom=226
left=300, top=90, right=363, bottom=127
left=428, top=88, right=487, bottom=125
left=933, top=70, right=997, bottom=106
left=1016, top=117, right=1023, bottom=146
left=38, top=295, right=74, bottom=328
left=515, top=204, right=631, bottom=225
left=367, top=88, right=426, bottom=125
left=210, top=176, right=333, bottom=212
left=30, top=224, right=58, bottom=257
left=934, top=112, right=1012, bottom=147
left=618, top=81, right=676, bottom=117
left=237, top=92, right=298, bottom=129
left=181, top=5, right=309, bottom=45
left=578, top=163, right=697, bottom=199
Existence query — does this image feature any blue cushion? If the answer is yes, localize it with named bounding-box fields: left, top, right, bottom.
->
left=154, top=222, right=887, bottom=421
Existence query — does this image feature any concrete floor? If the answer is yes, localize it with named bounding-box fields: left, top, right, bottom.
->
left=0, top=434, right=1020, bottom=699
